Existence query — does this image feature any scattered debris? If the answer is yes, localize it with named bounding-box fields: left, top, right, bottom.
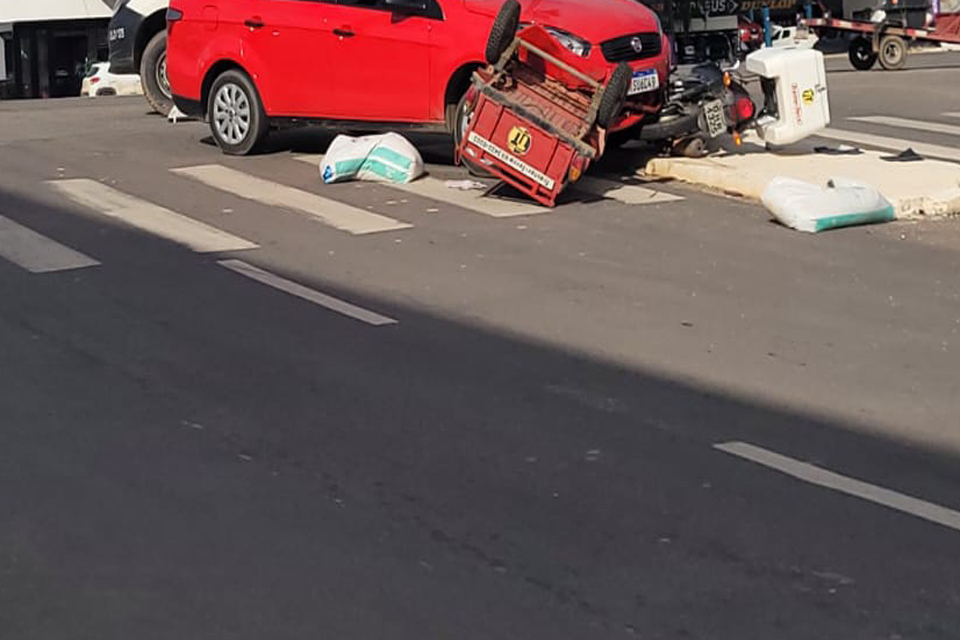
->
left=444, top=179, right=487, bottom=191
left=814, top=144, right=862, bottom=155
left=881, top=148, right=923, bottom=163
left=762, top=176, right=895, bottom=232
left=167, top=105, right=192, bottom=123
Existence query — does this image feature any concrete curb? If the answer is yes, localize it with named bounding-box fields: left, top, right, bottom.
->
left=644, top=140, right=960, bottom=220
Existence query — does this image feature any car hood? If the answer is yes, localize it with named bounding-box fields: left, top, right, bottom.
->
left=463, top=0, right=660, bottom=42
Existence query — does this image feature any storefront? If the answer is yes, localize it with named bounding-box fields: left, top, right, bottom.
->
left=0, top=1, right=111, bottom=99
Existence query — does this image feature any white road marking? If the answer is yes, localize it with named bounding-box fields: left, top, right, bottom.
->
left=574, top=176, right=684, bottom=205
left=715, top=441, right=960, bottom=533
left=295, top=154, right=546, bottom=217
left=388, top=177, right=549, bottom=218
left=943, top=112, right=960, bottom=119
left=848, top=115, right=960, bottom=137
left=48, top=179, right=258, bottom=253
left=172, top=165, right=411, bottom=235
left=817, top=128, right=960, bottom=163
left=218, top=259, right=398, bottom=326
left=296, top=154, right=681, bottom=211
left=0, top=214, right=100, bottom=273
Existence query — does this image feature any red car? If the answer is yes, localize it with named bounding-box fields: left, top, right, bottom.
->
left=166, top=0, right=669, bottom=155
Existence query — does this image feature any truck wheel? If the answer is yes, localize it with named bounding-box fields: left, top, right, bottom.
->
left=878, top=35, right=906, bottom=70
left=597, top=63, right=631, bottom=130
left=485, top=0, right=521, bottom=65
left=848, top=36, right=877, bottom=71
left=453, top=92, right=492, bottom=177
left=208, top=70, right=269, bottom=156
left=140, top=31, right=174, bottom=116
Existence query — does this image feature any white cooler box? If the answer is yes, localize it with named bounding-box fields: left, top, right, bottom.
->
left=746, top=48, right=830, bottom=146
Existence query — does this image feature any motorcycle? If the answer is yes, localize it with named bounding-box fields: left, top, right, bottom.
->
left=638, top=62, right=758, bottom=157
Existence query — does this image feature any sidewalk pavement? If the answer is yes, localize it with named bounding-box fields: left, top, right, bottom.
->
left=644, top=134, right=960, bottom=220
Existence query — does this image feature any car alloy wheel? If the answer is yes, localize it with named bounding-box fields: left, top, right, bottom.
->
left=213, top=83, right=252, bottom=146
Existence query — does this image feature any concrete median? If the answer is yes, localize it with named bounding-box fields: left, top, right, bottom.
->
left=644, top=135, right=960, bottom=220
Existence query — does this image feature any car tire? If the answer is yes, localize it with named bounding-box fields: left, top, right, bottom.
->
left=597, top=63, right=631, bottom=130
left=848, top=36, right=877, bottom=70
left=452, top=91, right=492, bottom=177
left=208, top=70, right=269, bottom=156
left=140, top=31, right=174, bottom=116
left=878, top=34, right=906, bottom=71
left=485, top=0, right=521, bottom=65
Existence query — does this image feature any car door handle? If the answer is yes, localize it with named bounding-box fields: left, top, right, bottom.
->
left=244, top=18, right=265, bottom=29
left=333, top=28, right=355, bottom=38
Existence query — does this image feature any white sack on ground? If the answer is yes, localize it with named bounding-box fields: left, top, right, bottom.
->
left=761, top=176, right=895, bottom=233
left=321, top=133, right=424, bottom=185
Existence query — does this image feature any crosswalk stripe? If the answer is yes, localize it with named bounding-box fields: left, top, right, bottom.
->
left=387, top=176, right=549, bottom=217
left=573, top=176, right=684, bottom=205
left=0, top=213, right=100, bottom=273
left=295, top=154, right=683, bottom=209
left=49, top=179, right=258, bottom=253
left=218, top=259, right=398, bottom=326
left=816, top=128, right=960, bottom=163
left=848, top=115, right=960, bottom=137
left=172, top=165, right=411, bottom=235
left=293, top=155, right=545, bottom=217
left=944, top=112, right=960, bottom=119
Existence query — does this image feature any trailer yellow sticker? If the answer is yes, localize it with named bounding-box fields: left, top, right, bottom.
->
left=507, top=126, right=532, bottom=156
left=802, top=89, right=815, bottom=105
left=467, top=131, right=555, bottom=190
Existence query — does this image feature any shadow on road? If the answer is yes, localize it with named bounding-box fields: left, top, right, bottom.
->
left=1, top=185, right=959, bottom=640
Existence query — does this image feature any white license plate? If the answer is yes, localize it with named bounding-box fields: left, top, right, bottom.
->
left=628, top=70, right=660, bottom=95
left=703, top=99, right=726, bottom=138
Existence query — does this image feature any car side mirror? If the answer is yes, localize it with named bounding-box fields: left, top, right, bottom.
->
left=384, top=0, right=429, bottom=13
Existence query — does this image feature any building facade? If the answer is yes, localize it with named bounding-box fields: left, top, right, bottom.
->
left=1, top=1, right=112, bottom=99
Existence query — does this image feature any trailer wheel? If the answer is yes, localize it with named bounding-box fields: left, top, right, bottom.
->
left=848, top=36, right=877, bottom=71
left=878, top=34, right=907, bottom=70
left=485, top=0, right=521, bottom=65
left=597, top=63, right=631, bottom=130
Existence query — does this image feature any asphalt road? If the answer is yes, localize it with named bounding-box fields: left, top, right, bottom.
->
left=2, top=71, right=960, bottom=639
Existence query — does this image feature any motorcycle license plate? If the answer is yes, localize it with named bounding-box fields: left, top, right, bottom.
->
left=628, top=70, right=660, bottom=95
left=703, top=99, right=726, bottom=138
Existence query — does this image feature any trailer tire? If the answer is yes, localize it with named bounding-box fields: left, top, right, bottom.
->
left=849, top=36, right=877, bottom=71
left=597, top=63, right=631, bottom=130
left=485, top=0, right=521, bottom=65
left=878, top=34, right=906, bottom=70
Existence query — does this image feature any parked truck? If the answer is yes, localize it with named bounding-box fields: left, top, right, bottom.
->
left=102, top=0, right=171, bottom=115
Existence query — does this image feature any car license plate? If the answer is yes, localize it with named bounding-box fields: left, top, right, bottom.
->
left=703, top=99, right=726, bottom=138
left=628, top=69, right=659, bottom=96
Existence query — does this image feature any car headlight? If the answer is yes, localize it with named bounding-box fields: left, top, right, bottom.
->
left=544, top=27, right=591, bottom=57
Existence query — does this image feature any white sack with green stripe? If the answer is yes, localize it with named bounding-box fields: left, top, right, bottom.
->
left=762, top=176, right=895, bottom=233
left=321, top=133, right=424, bottom=185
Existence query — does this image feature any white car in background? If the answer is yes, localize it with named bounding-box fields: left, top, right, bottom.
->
left=82, top=62, right=143, bottom=97
left=766, top=25, right=819, bottom=50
